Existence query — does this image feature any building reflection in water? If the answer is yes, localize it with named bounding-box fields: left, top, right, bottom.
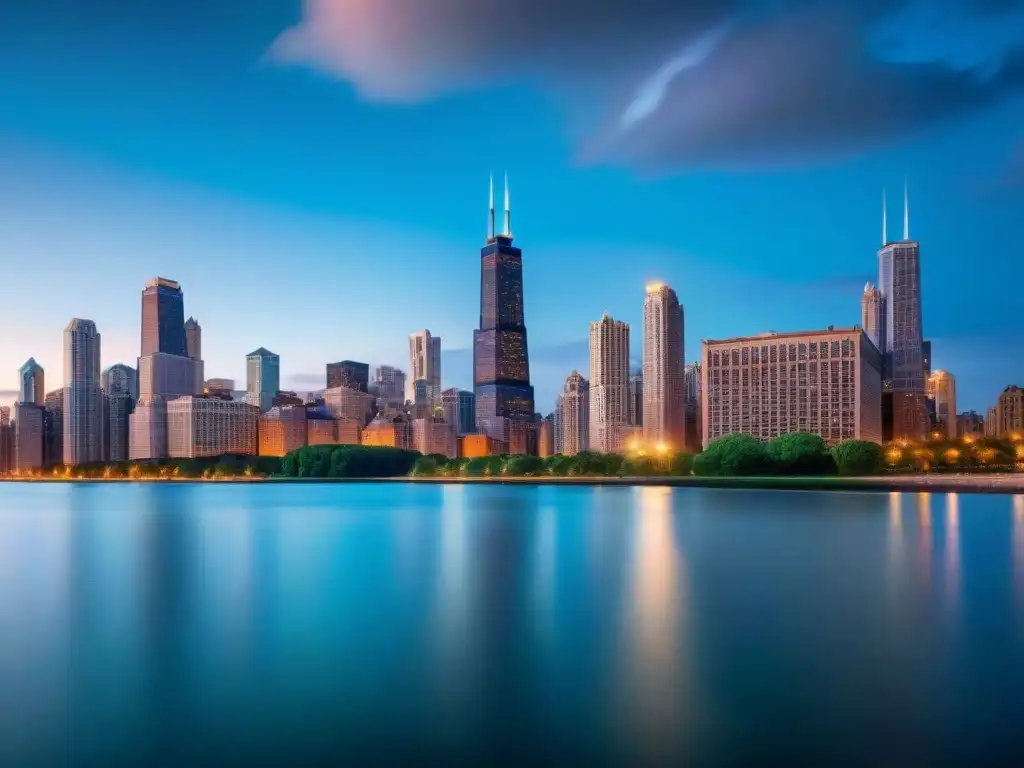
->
left=620, top=486, right=689, bottom=764
left=0, top=491, right=73, bottom=766
left=944, top=494, right=961, bottom=610
left=1013, top=496, right=1024, bottom=602
left=886, top=493, right=905, bottom=614
left=917, top=493, right=933, bottom=588
left=433, top=484, right=476, bottom=735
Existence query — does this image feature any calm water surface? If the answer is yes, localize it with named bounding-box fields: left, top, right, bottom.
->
left=2, top=483, right=1024, bottom=766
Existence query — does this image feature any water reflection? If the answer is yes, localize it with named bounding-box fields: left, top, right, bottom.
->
left=1014, top=496, right=1024, bottom=602
left=917, top=493, right=933, bottom=588
left=945, top=494, right=961, bottom=610
left=622, top=486, right=688, bottom=764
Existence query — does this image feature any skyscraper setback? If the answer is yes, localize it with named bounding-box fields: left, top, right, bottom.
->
left=141, top=277, right=187, bottom=358
left=473, top=175, right=535, bottom=438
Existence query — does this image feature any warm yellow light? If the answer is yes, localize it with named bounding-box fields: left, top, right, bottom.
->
left=1011, top=433, right=1023, bottom=443
left=656, top=442, right=668, bottom=454
left=887, top=449, right=902, bottom=462
left=645, top=281, right=665, bottom=293
left=931, top=431, right=942, bottom=440
left=962, top=436, right=975, bottom=445
left=945, top=448, right=960, bottom=461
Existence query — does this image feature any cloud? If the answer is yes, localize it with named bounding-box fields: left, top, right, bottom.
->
left=269, top=0, right=1024, bottom=170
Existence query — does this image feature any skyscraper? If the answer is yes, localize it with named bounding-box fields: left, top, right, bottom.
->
left=861, top=282, right=885, bottom=353
left=63, top=318, right=104, bottom=466
left=926, top=370, right=956, bottom=439
left=18, top=359, right=44, bottom=406
left=409, top=330, right=442, bottom=405
left=327, top=360, right=369, bottom=392
left=372, top=365, right=407, bottom=407
left=141, top=277, right=187, bottom=358
left=878, top=182, right=927, bottom=440
left=103, top=363, right=138, bottom=400
left=643, top=283, right=685, bottom=450
left=683, top=361, right=702, bottom=450
left=43, top=389, right=64, bottom=467
left=922, top=340, right=932, bottom=378
left=473, top=174, right=535, bottom=441
left=628, top=372, right=643, bottom=427
left=246, top=348, right=281, bottom=413
left=185, top=317, right=202, bottom=361
left=441, top=387, right=475, bottom=435
left=588, top=313, right=630, bottom=453
left=558, top=370, right=589, bottom=456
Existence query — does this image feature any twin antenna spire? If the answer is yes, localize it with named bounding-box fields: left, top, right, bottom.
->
left=881, top=178, right=910, bottom=245
left=488, top=172, right=512, bottom=240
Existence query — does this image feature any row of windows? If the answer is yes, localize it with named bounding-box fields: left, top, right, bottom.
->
left=709, top=339, right=856, bottom=367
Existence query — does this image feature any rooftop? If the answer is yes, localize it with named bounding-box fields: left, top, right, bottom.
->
left=704, top=325, right=865, bottom=346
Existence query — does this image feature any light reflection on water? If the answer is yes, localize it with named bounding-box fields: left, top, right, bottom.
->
left=0, top=483, right=1023, bottom=764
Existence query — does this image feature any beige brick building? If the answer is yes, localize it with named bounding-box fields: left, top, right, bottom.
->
left=995, top=386, right=1024, bottom=436
left=167, top=396, right=258, bottom=458
left=259, top=405, right=308, bottom=457
left=702, top=326, right=883, bottom=447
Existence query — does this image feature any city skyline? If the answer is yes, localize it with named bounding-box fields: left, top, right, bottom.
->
left=2, top=1, right=1024, bottom=413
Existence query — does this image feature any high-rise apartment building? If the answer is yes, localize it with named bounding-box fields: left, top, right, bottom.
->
left=861, top=283, right=885, bottom=354
left=13, top=403, right=44, bottom=472
left=588, top=313, right=630, bottom=453
left=327, top=360, right=369, bottom=392
left=185, top=317, right=202, bottom=361
left=702, top=326, right=883, bottom=446
left=473, top=175, right=535, bottom=440
left=553, top=395, right=564, bottom=454
left=409, top=330, right=442, bottom=405
left=372, top=365, right=406, bottom=406
left=18, top=359, right=44, bottom=406
left=246, top=348, right=280, bottom=413
left=643, top=282, right=685, bottom=450
left=106, top=392, right=134, bottom=463
left=441, top=388, right=475, bottom=435
left=63, top=319, right=104, bottom=465
left=141, top=277, right=187, bottom=358
left=43, top=389, right=63, bottom=467
left=995, top=386, right=1024, bottom=436
left=167, top=396, right=258, bottom=458
left=103, top=363, right=138, bottom=401
left=926, top=370, right=957, bottom=439
left=877, top=185, right=927, bottom=440
left=558, top=370, right=589, bottom=456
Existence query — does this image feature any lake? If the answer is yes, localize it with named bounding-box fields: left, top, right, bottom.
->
left=1, top=483, right=1023, bottom=765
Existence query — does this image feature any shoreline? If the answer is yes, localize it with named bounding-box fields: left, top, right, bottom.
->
left=2, top=474, right=1024, bottom=494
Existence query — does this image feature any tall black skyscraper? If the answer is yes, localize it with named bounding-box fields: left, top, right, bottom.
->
left=141, top=278, right=187, bottom=358
left=327, top=361, right=369, bottom=392
left=473, top=175, right=535, bottom=436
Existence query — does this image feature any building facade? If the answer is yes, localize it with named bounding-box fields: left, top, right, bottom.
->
left=246, top=348, right=281, bottom=413
left=63, top=318, right=104, bottom=466
left=18, top=359, right=44, bottom=406
left=43, top=389, right=64, bottom=467
left=0, top=408, right=11, bottom=474
left=103, top=363, right=138, bottom=401
left=643, top=283, right=685, bottom=450
left=995, top=386, right=1024, bottom=436
left=926, top=370, right=957, bottom=439
left=324, top=386, right=375, bottom=426
left=259, top=405, right=308, bottom=457
left=372, top=365, right=406, bottom=406
left=139, top=353, right=201, bottom=399
left=185, top=317, right=202, bottom=361
left=327, top=360, right=369, bottom=393
left=558, top=370, right=589, bottom=456
left=473, top=175, right=535, bottom=440
left=106, top=392, right=135, bottom=463
left=683, top=362, right=703, bottom=451
left=861, top=283, right=885, bottom=354
left=441, top=388, right=476, bottom=436
left=588, top=313, right=630, bottom=453
left=628, top=373, right=643, bottom=427
left=702, top=326, right=884, bottom=446
left=956, top=411, right=985, bottom=437
left=538, top=416, right=555, bottom=458
left=13, top=403, right=44, bottom=472
left=167, top=396, right=258, bottom=458
left=877, top=189, right=927, bottom=440
left=409, top=330, right=442, bottom=405
left=141, top=277, right=187, bottom=358
left=412, top=416, right=457, bottom=459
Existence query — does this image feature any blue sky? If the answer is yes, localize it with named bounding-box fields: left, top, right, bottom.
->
left=1, top=0, right=1023, bottom=414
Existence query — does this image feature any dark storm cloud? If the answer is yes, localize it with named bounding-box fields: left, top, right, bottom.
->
left=270, top=0, right=1024, bottom=169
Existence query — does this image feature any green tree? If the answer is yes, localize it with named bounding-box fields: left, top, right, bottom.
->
left=462, top=457, right=490, bottom=477
left=830, top=440, right=885, bottom=476
left=766, top=433, right=836, bottom=475
left=412, top=455, right=441, bottom=476
left=503, top=455, right=543, bottom=476
left=692, top=434, right=771, bottom=477
left=669, top=451, right=694, bottom=476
